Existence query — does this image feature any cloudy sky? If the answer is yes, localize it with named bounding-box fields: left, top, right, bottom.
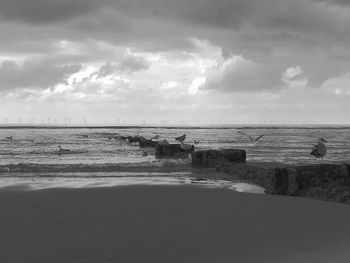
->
left=1, top=0, right=349, bottom=125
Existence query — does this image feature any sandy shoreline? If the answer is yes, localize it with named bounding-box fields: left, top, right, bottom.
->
left=1, top=185, right=350, bottom=262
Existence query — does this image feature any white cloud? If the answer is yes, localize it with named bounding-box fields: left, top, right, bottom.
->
left=188, top=77, right=206, bottom=95
left=282, top=65, right=308, bottom=88
left=283, top=65, right=303, bottom=79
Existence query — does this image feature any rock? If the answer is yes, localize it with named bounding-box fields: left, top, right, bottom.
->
left=295, top=164, right=349, bottom=187
left=192, top=149, right=246, bottom=168
left=139, top=139, right=158, bottom=148
left=119, top=135, right=159, bottom=148
left=126, top=136, right=145, bottom=143
left=221, top=149, right=246, bottom=163
left=180, top=143, right=194, bottom=151
left=265, top=168, right=289, bottom=195
left=155, top=143, right=194, bottom=158
left=215, top=163, right=274, bottom=190
left=218, top=162, right=350, bottom=204
left=345, top=164, right=350, bottom=185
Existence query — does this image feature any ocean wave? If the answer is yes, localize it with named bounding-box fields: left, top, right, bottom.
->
left=0, top=160, right=193, bottom=174
left=0, top=171, right=192, bottom=178
left=156, top=156, right=192, bottom=167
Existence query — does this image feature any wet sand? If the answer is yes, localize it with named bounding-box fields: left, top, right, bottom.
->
left=1, top=185, right=350, bottom=262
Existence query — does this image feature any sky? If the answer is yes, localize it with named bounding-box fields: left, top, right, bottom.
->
left=0, top=0, right=350, bottom=125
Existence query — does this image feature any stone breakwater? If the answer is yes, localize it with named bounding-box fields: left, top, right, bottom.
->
left=191, top=149, right=246, bottom=167
left=192, top=149, right=350, bottom=204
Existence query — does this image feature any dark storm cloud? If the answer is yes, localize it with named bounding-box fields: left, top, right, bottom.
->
left=250, top=0, right=350, bottom=41
left=0, top=0, right=99, bottom=24
left=0, top=59, right=81, bottom=91
left=111, top=0, right=255, bottom=29
left=1, top=0, right=350, bottom=95
left=1, top=0, right=350, bottom=53
left=311, top=0, right=350, bottom=6
left=1, top=0, right=349, bottom=42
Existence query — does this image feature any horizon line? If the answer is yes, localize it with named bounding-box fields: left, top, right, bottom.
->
left=0, top=124, right=350, bottom=129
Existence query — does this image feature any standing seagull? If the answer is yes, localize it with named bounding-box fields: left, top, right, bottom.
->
left=237, top=131, right=264, bottom=144
left=175, top=134, right=186, bottom=143
left=310, top=137, right=327, bottom=161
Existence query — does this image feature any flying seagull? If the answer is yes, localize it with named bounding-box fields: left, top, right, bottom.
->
left=310, top=137, right=327, bottom=161
left=175, top=134, right=186, bottom=143
left=6, top=136, right=13, bottom=140
left=237, top=131, right=264, bottom=144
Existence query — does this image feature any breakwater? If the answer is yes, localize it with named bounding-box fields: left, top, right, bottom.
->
left=192, top=149, right=350, bottom=204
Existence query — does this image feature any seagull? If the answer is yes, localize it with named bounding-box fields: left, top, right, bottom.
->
left=6, top=136, right=13, bottom=140
left=310, top=137, right=327, bottom=162
left=175, top=134, right=186, bottom=143
left=193, top=140, right=199, bottom=144
left=237, top=130, right=264, bottom=144
left=57, top=145, right=71, bottom=153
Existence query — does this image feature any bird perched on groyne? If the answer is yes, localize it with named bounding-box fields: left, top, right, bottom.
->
left=310, top=137, right=327, bottom=161
left=237, top=131, right=264, bottom=144
left=175, top=134, right=186, bottom=143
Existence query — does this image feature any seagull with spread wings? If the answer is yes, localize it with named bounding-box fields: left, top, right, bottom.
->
left=237, top=130, right=264, bottom=144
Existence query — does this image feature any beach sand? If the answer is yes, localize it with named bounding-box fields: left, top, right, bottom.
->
left=1, top=185, right=350, bottom=263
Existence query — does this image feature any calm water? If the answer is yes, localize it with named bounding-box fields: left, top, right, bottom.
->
left=0, top=126, right=349, bottom=190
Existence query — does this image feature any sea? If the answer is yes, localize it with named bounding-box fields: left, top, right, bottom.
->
left=0, top=126, right=349, bottom=191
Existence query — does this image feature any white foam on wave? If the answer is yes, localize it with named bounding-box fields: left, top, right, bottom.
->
left=156, top=156, right=192, bottom=167
left=0, top=172, right=265, bottom=195
left=230, top=183, right=266, bottom=194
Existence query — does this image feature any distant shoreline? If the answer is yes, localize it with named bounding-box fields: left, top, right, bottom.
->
left=1, top=124, right=350, bottom=129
